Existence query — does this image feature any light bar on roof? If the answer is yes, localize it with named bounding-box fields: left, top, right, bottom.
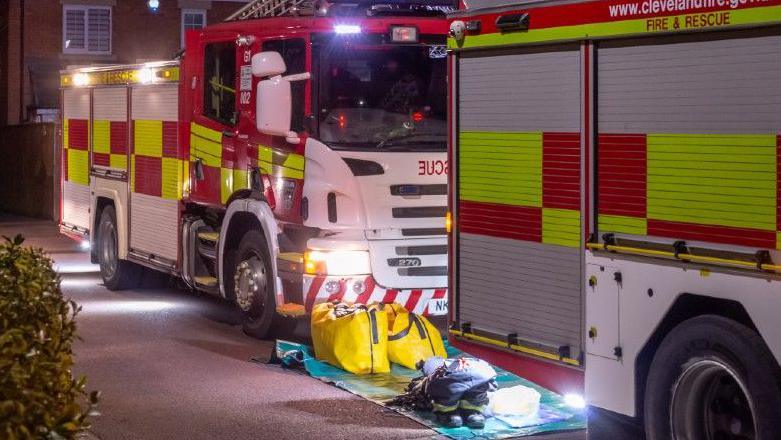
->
left=334, top=24, right=361, bottom=34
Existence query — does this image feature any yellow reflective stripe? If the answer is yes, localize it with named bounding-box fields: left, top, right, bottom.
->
left=130, top=154, right=136, bottom=191
left=190, top=126, right=222, bottom=168
left=93, top=120, right=110, bottom=154
left=161, top=158, right=183, bottom=200
left=432, top=402, right=459, bottom=413
left=459, top=131, right=542, bottom=207
left=599, top=215, right=647, bottom=236
left=542, top=208, right=580, bottom=248
left=67, top=149, right=89, bottom=185
left=283, top=153, right=305, bottom=171
left=63, top=119, right=69, bottom=150
left=109, top=154, right=127, bottom=170
left=191, top=122, right=223, bottom=143
left=448, top=4, right=781, bottom=49
left=134, top=120, right=163, bottom=157
left=274, top=165, right=303, bottom=180
left=182, top=160, right=190, bottom=196
left=459, top=400, right=486, bottom=411
left=777, top=232, right=781, bottom=251
left=647, top=134, right=776, bottom=231
left=221, top=167, right=233, bottom=204
left=233, top=168, right=249, bottom=191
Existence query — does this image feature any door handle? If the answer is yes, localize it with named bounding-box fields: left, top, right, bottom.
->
left=222, top=130, right=237, bottom=138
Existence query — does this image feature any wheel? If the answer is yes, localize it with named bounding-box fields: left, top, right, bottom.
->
left=97, top=206, right=141, bottom=290
left=645, top=315, right=781, bottom=440
left=232, top=229, right=295, bottom=339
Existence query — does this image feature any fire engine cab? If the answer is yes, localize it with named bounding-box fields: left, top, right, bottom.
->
left=59, top=0, right=452, bottom=337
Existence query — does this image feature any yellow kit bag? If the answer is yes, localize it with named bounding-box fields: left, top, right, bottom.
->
left=311, top=302, right=390, bottom=374
left=384, top=303, right=447, bottom=369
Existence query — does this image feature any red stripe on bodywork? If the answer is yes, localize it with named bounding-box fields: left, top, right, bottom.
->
left=598, top=133, right=647, bottom=218
left=382, top=289, right=398, bottom=304
left=405, top=290, right=423, bottom=312
left=162, top=121, right=178, bottom=158
left=68, top=119, right=89, bottom=150
left=354, top=276, right=376, bottom=304
left=647, top=219, right=776, bottom=249
left=93, top=152, right=110, bottom=167
left=459, top=200, right=542, bottom=242
left=110, top=121, right=128, bottom=154
left=133, top=156, right=162, bottom=197
left=305, top=276, right=325, bottom=311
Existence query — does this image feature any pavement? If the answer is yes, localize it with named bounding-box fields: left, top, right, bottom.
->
left=0, top=214, right=643, bottom=440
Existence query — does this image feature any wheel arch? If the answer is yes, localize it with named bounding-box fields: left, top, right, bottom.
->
left=634, top=293, right=768, bottom=420
left=218, top=197, right=280, bottom=301
left=91, top=193, right=128, bottom=263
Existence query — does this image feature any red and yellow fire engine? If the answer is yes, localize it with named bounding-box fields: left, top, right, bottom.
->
left=59, top=0, right=452, bottom=338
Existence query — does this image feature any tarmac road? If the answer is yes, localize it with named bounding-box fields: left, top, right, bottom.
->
left=2, top=215, right=641, bottom=439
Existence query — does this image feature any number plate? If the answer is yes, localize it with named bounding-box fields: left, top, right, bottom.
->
left=427, top=298, right=448, bottom=315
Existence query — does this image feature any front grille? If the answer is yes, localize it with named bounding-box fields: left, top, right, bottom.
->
left=390, top=184, right=448, bottom=196
left=396, top=245, right=448, bottom=256
left=401, top=228, right=447, bottom=237
left=398, top=266, right=448, bottom=276
left=392, top=206, right=447, bottom=218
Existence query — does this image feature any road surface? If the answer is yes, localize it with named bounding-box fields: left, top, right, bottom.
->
left=1, top=215, right=640, bottom=439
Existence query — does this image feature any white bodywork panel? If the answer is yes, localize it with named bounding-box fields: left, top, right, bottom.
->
left=63, top=88, right=90, bottom=120
left=90, top=177, right=129, bottom=259
left=218, top=198, right=282, bottom=301
left=131, top=85, right=179, bottom=120
left=129, top=193, right=179, bottom=262
left=62, top=180, right=90, bottom=230
left=585, top=251, right=781, bottom=417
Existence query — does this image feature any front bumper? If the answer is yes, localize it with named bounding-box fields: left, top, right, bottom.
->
left=276, top=252, right=448, bottom=316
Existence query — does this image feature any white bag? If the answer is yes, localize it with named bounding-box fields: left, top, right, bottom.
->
left=488, top=385, right=541, bottom=417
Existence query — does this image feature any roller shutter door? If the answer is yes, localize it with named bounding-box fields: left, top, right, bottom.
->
left=92, top=87, right=129, bottom=173
left=455, top=47, right=584, bottom=361
left=62, top=88, right=91, bottom=231
left=129, top=84, right=181, bottom=263
left=597, top=34, right=781, bottom=251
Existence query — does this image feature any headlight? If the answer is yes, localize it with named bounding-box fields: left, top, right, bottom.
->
left=304, top=250, right=371, bottom=276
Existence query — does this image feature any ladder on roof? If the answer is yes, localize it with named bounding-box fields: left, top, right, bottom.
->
left=225, top=0, right=311, bottom=20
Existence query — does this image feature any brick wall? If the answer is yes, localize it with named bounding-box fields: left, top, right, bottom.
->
left=0, top=0, right=249, bottom=126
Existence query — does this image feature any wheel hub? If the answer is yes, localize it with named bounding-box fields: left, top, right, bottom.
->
left=671, top=358, right=757, bottom=440
left=234, top=257, right=266, bottom=313
left=100, top=220, right=117, bottom=278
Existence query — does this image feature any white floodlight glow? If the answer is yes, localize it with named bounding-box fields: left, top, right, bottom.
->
left=138, top=68, right=154, bottom=84
left=563, top=393, right=587, bottom=409
left=79, top=240, right=91, bottom=251
left=334, top=25, right=361, bottom=34
left=73, top=73, right=90, bottom=87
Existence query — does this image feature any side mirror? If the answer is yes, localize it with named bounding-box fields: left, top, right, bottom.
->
left=256, top=72, right=311, bottom=144
left=251, top=51, right=286, bottom=77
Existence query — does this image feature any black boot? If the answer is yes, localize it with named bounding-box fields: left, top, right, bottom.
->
left=462, top=411, right=486, bottom=429
left=436, top=411, right=463, bottom=428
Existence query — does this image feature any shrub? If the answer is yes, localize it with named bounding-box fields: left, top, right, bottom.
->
left=0, top=235, right=98, bottom=439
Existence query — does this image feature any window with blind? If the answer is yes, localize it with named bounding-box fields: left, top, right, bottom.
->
left=63, top=5, right=112, bottom=54
left=181, top=9, right=207, bottom=48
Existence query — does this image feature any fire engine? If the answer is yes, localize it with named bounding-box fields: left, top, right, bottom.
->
left=58, top=0, right=452, bottom=338
left=447, top=0, right=781, bottom=437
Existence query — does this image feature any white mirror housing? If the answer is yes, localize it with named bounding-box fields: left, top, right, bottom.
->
left=251, top=51, right=286, bottom=77
left=256, top=76, right=292, bottom=137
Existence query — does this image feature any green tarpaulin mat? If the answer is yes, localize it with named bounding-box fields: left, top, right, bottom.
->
left=273, top=340, right=586, bottom=438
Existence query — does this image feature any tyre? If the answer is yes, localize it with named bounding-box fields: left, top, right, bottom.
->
left=232, top=229, right=295, bottom=339
left=645, top=315, right=781, bottom=440
left=97, top=206, right=142, bottom=290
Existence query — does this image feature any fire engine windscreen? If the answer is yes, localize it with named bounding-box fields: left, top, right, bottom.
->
left=317, top=39, right=447, bottom=151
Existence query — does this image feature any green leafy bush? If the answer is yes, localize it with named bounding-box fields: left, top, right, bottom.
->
left=0, top=235, right=98, bottom=439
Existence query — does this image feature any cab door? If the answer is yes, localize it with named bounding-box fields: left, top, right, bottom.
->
left=189, top=38, right=239, bottom=206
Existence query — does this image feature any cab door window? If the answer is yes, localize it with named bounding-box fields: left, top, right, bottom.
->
left=203, top=42, right=236, bottom=125
left=261, top=38, right=306, bottom=132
